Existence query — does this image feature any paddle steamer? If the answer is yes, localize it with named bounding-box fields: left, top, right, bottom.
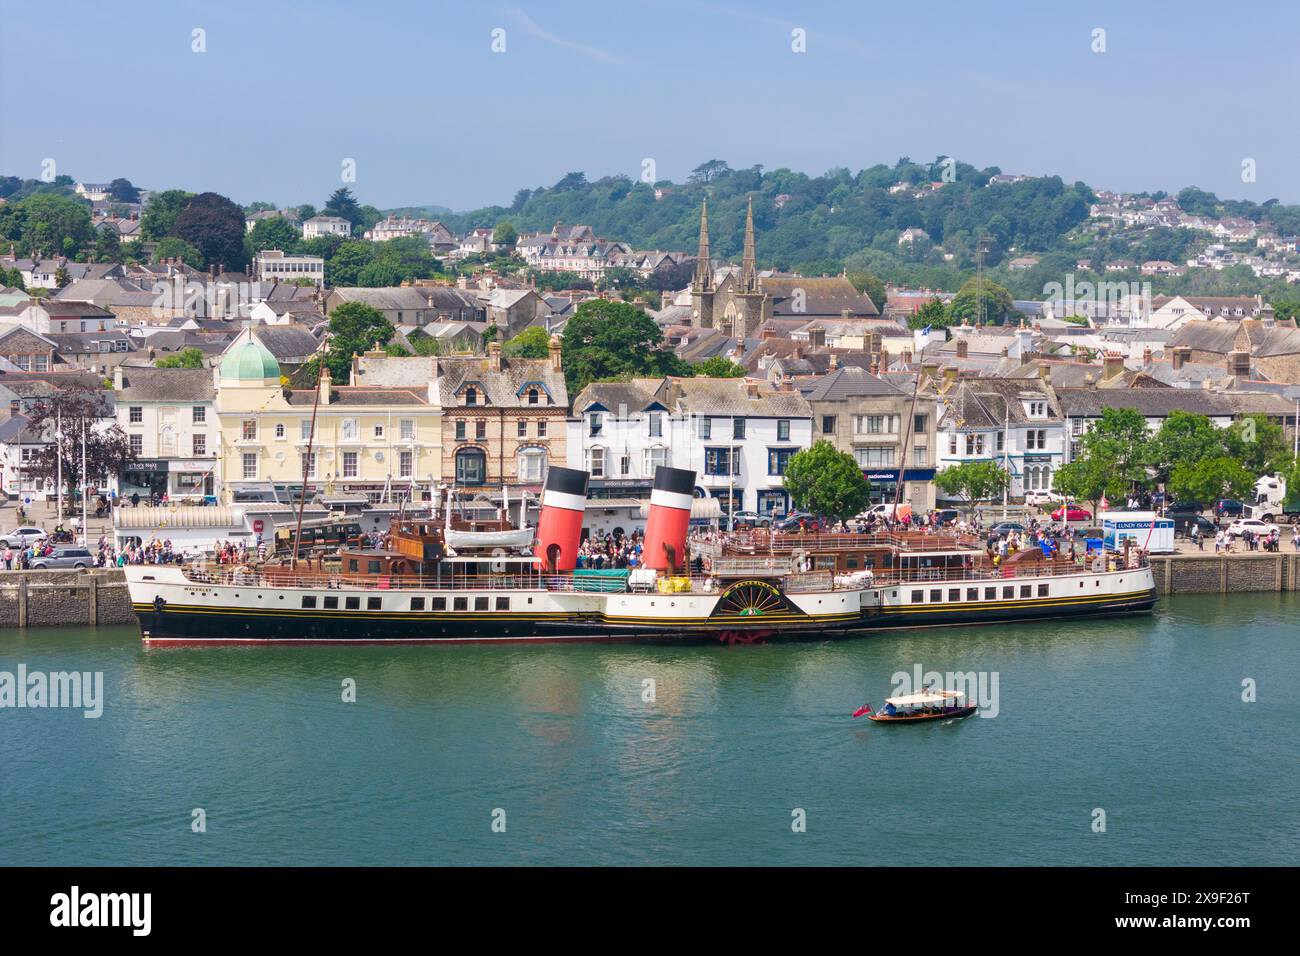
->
left=126, top=465, right=1157, bottom=644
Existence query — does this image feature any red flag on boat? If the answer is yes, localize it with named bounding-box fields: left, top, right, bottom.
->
left=852, top=704, right=872, bottom=718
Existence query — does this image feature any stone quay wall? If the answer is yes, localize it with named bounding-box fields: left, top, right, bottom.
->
left=0, top=569, right=136, bottom=628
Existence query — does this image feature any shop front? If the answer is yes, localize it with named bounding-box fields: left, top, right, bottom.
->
left=864, top=467, right=937, bottom=511
left=120, top=459, right=169, bottom=502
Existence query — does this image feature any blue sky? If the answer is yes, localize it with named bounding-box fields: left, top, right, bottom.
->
left=3, top=0, right=1298, bottom=210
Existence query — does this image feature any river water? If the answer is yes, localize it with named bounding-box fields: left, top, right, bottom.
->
left=1, top=594, right=1295, bottom=865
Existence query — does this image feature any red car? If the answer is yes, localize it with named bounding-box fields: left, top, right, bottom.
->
left=1051, top=505, right=1092, bottom=522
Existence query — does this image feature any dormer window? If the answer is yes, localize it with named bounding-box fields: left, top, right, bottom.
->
left=1026, top=401, right=1046, bottom=418
left=527, top=388, right=539, bottom=405
left=465, top=387, right=477, bottom=406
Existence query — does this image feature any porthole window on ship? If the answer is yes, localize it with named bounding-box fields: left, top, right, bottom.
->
left=346, top=597, right=360, bottom=610
left=985, top=587, right=996, bottom=600
left=1003, top=586, right=1014, bottom=599
left=432, top=597, right=446, bottom=611
left=912, top=590, right=923, bottom=602
left=410, top=597, right=425, bottom=611
left=454, top=597, right=468, bottom=611
left=967, top=588, right=978, bottom=601
left=1020, top=586, right=1032, bottom=599
left=367, top=597, right=381, bottom=610
left=324, top=596, right=338, bottom=610
left=948, top=589, right=960, bottom=602
left=302, top=596, right=317, bottom=609
left=1038, top=584, right=1049, bottom=597
left=929, top=589, right=941, bottom=602
left=495, top=597, right=509, bottom=611
left=475, top=597, right=489, bottom=611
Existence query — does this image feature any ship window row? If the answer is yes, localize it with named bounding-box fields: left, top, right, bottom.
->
left=300, top=595, right=511, bottom=611
left=908, top=583, right=1051, bottom=603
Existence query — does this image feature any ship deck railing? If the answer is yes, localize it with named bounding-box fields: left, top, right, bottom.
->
left=178, top=566, right=847, bottom=594
left=871, top=554, right=1149, bottom=586
left=692, top=530, right=985, bottom=559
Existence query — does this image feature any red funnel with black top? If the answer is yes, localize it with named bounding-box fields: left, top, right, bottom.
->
left=533, top=466, right=589, bottom=572
left=643, top=465, right=696, bottom=572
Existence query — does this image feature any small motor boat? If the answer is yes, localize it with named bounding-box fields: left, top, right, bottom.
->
left=856, top=689, right=977, bottom=723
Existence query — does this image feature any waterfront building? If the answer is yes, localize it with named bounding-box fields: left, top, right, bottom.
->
left=213, top=331, right=442, bottom=504
left=568, top=375, right=811, bottom=521
left=434, top=339, right=567, bottom=495
left=933, top=377, right=1066, bottom=499
left=113, top=365, right=219, bottom=501
left=803, top=367, right=938, bottom=511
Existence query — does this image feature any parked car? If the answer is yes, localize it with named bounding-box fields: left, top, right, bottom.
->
left=774, top=512, right=825, bottom=533
left=1172, top=514, right=1216, bottom=539
left=990, top=522, right=1029, bottom=536
left=1214, top=498, right=1246, bottom=518
left=30, top=546, right=94, bottom=570
left=1166, top=500, right=1206, bottom=516
left=931, top=508, right=960, bottom=526
left=1226, top=518, right=1280, bottom=538
left=1023, top=490, right=1063, bottom=507
left=0, top=526, right=47, bottom=548
left=729, top=510, right=770, bottom=529
left=1051, top=505, right=1093, bottom=522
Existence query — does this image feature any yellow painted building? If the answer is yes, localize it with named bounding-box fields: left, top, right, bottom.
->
left=214, top=331, right=443, bottom=503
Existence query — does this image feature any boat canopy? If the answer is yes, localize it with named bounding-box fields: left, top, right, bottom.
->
left=884, top=690, right=965, bottom=707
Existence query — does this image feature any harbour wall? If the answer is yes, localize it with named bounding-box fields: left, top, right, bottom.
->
left=0, top=555, right=1297, bottom=629
left=0, top=569, right=136, bottom=629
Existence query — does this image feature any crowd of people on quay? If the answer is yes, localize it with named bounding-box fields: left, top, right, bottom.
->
left=576, top=531, right=644, bottom=569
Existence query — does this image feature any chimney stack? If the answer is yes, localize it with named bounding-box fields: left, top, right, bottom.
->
left=956, top=338, right=968, bottom=359
left=548, top=334, right=563, bottom=372
left=1142, top=347, right=1152, bottom=366
left=1227, top=350, right=1250, bottom=378
left=1103, top=352, right=1124, bottom=380
left=488, top=340, right=502, bottom=372
left=1171, top=346, right=1190, bottom=370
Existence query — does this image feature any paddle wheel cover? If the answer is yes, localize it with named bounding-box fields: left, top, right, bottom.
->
left=710, top=580, right=803, bottom=619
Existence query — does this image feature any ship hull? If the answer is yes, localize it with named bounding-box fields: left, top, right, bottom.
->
left=127, top=565, right=1157, bottom=645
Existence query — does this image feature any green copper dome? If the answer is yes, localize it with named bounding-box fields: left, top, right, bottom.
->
left=220, top=336, right=281, bottom=381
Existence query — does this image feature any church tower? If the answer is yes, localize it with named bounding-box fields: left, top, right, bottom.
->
left=691, top=199, right=714, bottom=328
left=734, top=195, right=765, bottom=337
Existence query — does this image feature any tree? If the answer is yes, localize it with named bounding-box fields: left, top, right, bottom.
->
left=23, top=386, right=135, bottom=502
left=846, top=269, right=887, bottom=312
left=1168, top=456, right=1255, bottom=504
left=553, top=172, right=588, bottom=192
left=1150, top=411, right=1228, bottom=484
left=688, top=160, right=731, bottom=185
left=15, top=194, right=93, bottom=257
left=246, top=216, right=300, bottom=255
left=1054, top=407, right=1153, bottom=513
left=783, top=441, right=872, bottom=520
left=314, top=302, right=393, bottom=381
left=691, top=355, right=746, bottom=378
left=171, top=192, right=248, bottom=270
left=948, top=277, right=1014, bottom=325
left=153, top=237, right=205, bottom=268
left=1226, top=414, right=1290, bottom=477
left=560, top=298, right=687, bottom=393
left=908, top=298, right=949, bottom=331
left=140, top=189, right=194, bottom=240
left=92, top=226, right=122, bottom=263
left=492, top=220, right=518, bottom=249
left=502, top=326, right=550, bottom=359
left=934, top=460, right=1010, bottom=512
left=107, top=178, right=140, bottom=203
left=323, top=187, right=363, bottom=230
left=155, top=347, right=206, bottom=369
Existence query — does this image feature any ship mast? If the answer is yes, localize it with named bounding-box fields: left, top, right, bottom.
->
left=290, top=337, right=329, bottom=571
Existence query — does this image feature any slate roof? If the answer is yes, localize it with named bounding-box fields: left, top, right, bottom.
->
left=115, top=367, right=215, bottom=402
left=759, top=276, right=880, bottom=317
left=572, top=379, right=666, bottom=414
left=252, top=325, right=320, bottom=362
left=286, top=387, right=429, bottom=407
left=436, top=356, right=567, bottom=408
left=803, top=367, right=906, bottom=401
left=1053, top=388, right=1291, bottom=417
left=664, top=377, right=811, bottom=418
left=935, top=378, right=1060, bottom=428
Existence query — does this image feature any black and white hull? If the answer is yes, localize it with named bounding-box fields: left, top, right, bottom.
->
left=126, top=564, right=1157, bottom=645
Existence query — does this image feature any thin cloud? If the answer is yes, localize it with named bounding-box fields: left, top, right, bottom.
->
left=689, top=1, right=873, bottom=57
left=499, top=5, right=620, bottom=64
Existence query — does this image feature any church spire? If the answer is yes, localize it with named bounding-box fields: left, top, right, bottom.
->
left=692, top=199, right=712, bottom=291
left=740, top=195, right=757, bottom=291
